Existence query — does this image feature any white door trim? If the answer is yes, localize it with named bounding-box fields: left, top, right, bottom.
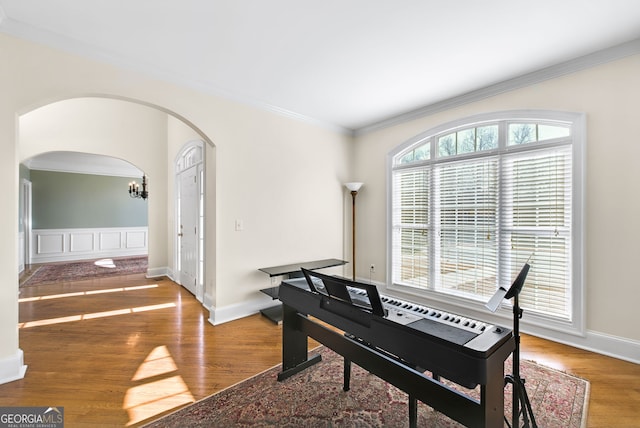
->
left=20, top=179, right=32, bottom=272
left=175, top=140, right=205, bottom=302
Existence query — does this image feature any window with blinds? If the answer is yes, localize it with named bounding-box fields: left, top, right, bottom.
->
left=390, top=113, right=581, bottom=323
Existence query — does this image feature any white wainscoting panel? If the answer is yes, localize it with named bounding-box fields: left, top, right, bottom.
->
left=126, top=230, right=147, bottom=249
left=32, top=227, right=148, bottom=263
left=37, top=233, right=65, bottom=254
left=70, top=232, right=94, bottom=253
left=100, top=232, right=122, bottom=251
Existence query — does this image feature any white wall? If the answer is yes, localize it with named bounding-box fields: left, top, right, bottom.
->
left=353, top=54, right=640, bottom=358
left=0, top=40, right=22, bottom=382
left=0, top=33, right=352, bottom=383
left=206, top=104, right=353, bottom=321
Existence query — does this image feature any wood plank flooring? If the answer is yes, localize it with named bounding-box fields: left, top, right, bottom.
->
left=2, top=271, right=639, bottom=427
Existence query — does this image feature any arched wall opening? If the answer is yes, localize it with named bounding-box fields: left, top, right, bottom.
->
left=17, top=96, right=216, bottom=298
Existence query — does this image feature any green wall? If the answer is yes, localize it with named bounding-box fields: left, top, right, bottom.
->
left=30, top=170, right=148, bottom=229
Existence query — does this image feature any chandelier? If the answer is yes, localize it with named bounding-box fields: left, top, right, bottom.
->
left=128, top=175, right=149, bottom=200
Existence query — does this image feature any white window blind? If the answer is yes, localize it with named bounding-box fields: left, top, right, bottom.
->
left=392, top=169, right=430, bottom=288
left=390, top=114, right=579, bottom=324
left=435, top=158, right=498, bottom=299
left=501, top=147, right=572, bottom=318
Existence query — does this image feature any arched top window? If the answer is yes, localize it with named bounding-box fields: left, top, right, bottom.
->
left=388, top=110, right=584, bottom=334
left=394, top=117, right=572, bottom=167
left=176, top=141, right=203, bottom=174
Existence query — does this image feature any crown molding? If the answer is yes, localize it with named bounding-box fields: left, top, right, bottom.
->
left=354, top=38, right=640, bottom=137
left=0, top=14, right=353, bottom=137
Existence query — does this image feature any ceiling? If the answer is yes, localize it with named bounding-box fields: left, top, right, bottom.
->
left=2, top=1, right=640, bottom=133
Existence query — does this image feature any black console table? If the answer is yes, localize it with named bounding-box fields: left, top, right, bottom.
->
left=259, top=258, right=347, bottom=324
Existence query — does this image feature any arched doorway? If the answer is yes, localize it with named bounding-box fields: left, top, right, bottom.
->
left=17, top=96, right=214, bottom=296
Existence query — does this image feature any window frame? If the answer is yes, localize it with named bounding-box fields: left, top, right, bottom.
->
left=386, top=110, right=586, bottom=336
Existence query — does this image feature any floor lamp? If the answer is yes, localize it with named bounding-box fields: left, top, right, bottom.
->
left=344, top=182, right=363, bottom=281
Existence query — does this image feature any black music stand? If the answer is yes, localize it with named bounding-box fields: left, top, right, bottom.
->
left=486, top=262, right=537, bottom=428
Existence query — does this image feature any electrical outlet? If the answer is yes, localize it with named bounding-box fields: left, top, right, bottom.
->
left=369, top=264, right=375, bottom=273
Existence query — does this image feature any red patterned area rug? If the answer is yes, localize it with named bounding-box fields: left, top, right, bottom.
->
left=145, top=346, right=589, bottom=428
left=20, top=256, right=148, bottom=287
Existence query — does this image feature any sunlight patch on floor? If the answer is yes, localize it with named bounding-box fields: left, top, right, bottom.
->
left=124, top=346, right=194, bottom=426
left=18, top=302, right=176, bottom=328
left=19, top=284, right=159, bottom=302
left=132, top=346, right=179, bottom=381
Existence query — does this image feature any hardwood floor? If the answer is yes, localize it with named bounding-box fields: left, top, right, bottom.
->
left=2, top=272, right=639, bottom=427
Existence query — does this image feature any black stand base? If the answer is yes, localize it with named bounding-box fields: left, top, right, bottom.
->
left=277, top=354, right=322, bottom=381
left=505, top=374, right=537, bottom=428
left=505, top=278, right=537, bottom=428
left=487, top=262, right=538, bottom=428
left=260, top=304, right=283, bottom=324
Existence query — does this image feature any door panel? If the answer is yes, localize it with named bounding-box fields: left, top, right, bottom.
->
left=179, top=166, right=198, bottom=296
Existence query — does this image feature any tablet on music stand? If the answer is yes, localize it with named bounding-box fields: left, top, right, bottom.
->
left=485, top=262, right=530, bottom=312
left=301, top=267, right=386, bottom=317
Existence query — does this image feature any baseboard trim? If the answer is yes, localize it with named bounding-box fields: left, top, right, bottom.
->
left=146, top=266, right=170, bottom=278
left=557, top=330, right=640, bottom=364
left=0, top=349, right=27, bottom=385
left=207, top=295, right=274, bottom=326
left=164, top=268, right=176, bottom=283
left=518, top=319, right=640, bottom=364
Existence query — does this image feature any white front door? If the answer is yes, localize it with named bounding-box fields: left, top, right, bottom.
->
left=179, top=165, right=199, bottom=296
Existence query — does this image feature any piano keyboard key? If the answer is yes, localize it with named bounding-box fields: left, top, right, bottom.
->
left=350, top=289, right=490, bottom=335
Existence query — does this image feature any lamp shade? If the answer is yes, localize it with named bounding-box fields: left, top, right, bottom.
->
left=344, top=182, right=363, bottom=192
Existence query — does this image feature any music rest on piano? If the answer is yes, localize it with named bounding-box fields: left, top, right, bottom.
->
left=278, top=268, right=515, bottom=428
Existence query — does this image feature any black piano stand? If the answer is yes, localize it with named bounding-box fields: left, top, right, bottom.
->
left=343, top=359, right=351, bottom=391
left=505, top=296, right=537, bottom=428
left=343, top=356, right=441, bottom=428
left=344, top=357, right=420, bottom=428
